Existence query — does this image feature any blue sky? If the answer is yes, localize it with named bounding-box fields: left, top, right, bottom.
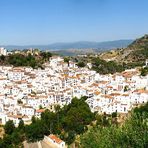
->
left=0, top=0, right=148, bottom=45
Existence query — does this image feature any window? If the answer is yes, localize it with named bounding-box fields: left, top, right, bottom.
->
left=124, top=107, right=126, bottom=112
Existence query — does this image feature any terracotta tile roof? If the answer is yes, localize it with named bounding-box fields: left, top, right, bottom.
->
left=134, top=89, right=148, bottom=94
left=94, top=91, right=101, bottom=95
left=101, top=95, right=113, bottom=99
left=36, top=109, right=45, bottom=113
left=48, top=134, right=63, bottom=144
left=110, top=93, right=120, bottom=96
left=122, top=94, right=129, bottom=96
left=99, top=81, right=108, bottom=84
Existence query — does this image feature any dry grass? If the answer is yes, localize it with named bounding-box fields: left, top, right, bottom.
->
left=0, top=126, right=5, bottom=139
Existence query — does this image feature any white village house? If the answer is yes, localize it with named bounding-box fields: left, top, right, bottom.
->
left=0, top=56, right=147, bottom=126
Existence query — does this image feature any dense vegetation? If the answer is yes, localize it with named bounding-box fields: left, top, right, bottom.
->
left=129, top=47, right=148, bottom=65
left=91, top=57, right=125, bottom=74
left=133, top=47, right=148, bottom=60
left=73, top=55, right=145, bottom=74
left=74, top=55, right=146, bottom=74
left=0, top=97, right=95, bottom=147
left=141, top=67, right=148, bottom=76
left=0, top=51, right=52, bottom=68
left=0, top=120, right=25, bottom=147
left=0, top=98, right=147, bottom=147
left=8, top=54, right=38, bottom=68
left=80, top=103, right=148, bottom=148
left=119, top=35, right=148, bottom=64
left=77, top=61, right=86, bottom=67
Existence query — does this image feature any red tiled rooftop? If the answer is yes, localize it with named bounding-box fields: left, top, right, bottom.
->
left=49, top=134, right=63, bottom=144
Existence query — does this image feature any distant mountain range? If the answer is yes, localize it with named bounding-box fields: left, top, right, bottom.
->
left=1, top=40, right=133, bottom=51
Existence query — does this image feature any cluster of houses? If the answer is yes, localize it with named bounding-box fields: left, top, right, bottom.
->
left=0, top=47, right=7, bottom=56
left=0, top=56, right=148, bottom=126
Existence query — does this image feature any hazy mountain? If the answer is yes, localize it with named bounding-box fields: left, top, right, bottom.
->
left=1, top=40, right=133, bottom=51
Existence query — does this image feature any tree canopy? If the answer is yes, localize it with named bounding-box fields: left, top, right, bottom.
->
left=80, top=103, right=148, bottom=148
left=91, top=57, right=125, bottom=74
left=1, top=98, right=147, bottom=147
left=0, top=51, right=52, bottom=68
left=4, top=120, right=15, bottom=135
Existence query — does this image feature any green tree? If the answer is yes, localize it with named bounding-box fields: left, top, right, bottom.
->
left=54, top=104, right=61, bottom=113
left=80, top=103, right=148, bottom=148
left=18, top=119, right=25, bottom=131
left=64, top=57, right=70, bottom=66
left=91, top=57, right=125, bottom=74
left=63, top=97, right=94, bottom=134
left=65, top=131, right=76, bottom=145
left=0, top=55, right=5, bottom=61
left=111, top=112, right=117, bottom=118
left=77, top=61, right=86, bottom=67
left=25, top=120, right=46, bottom=142
left=0, top=135, right=13, bottom=148
left=40, top=51, right=52, bottom=61
left=141, top=67, right=148, bottom=76
left=124, top=85, right=129, bottom=92
left=4, top=120, right=15, bottom=135
left=11, top=131, right=22, bottom=146
left=39, top=105, right=43, bottom=109
left=31, top=116, right=37, bottom=124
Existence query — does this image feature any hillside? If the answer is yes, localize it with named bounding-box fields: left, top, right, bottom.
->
left=100, top=35, right=148, bottom=65
left=117, top=34, right=148, bottom=63
left=0, top=51, right=52, bottom=68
